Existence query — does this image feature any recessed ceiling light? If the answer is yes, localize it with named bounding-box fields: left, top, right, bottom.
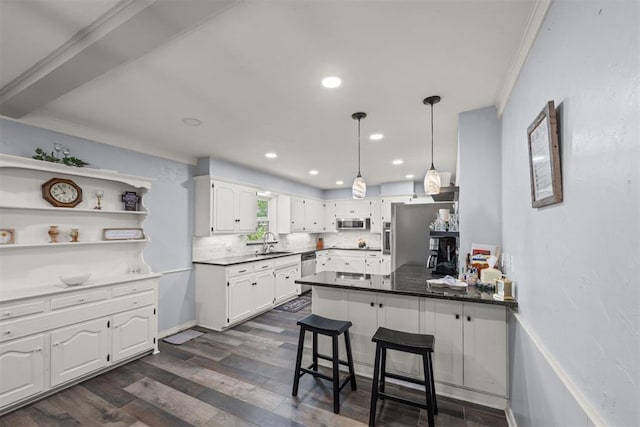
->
left=265, top=152, right=277, bottom=159
left=309, top=169, right=319, bottom=175
left=182, top=117, right=202, bottom=126
left=321, top=76, right=342, bottom=88
left=336, top=180, right=344, bottom=185
left=405, top=174, right=414, bottom=179
left=369, top=133, right=384, bottom=141
left=392, top=159, right=404, bottom=165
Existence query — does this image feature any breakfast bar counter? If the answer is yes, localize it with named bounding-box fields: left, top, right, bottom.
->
left=295, top=263, right=517, bottom=308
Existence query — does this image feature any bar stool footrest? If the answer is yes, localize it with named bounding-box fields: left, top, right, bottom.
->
left=383, top=371, right=427, bottom=387
left=316, top=353, right=352, bottom=367
left=378, top=391, right=428, bottom=410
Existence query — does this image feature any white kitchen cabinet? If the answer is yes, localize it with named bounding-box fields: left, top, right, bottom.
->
left=0, top=334, right=45, bottom=408
left=381, top=255, right=391, bottom=275
left=421, top=299, right=507, bottom=396
left=275, top=261, right=300, bottom=304
left=112, top=305, right=156, bottom=363
left=50, top=317, right=110, bottom=387
left=332, top=256, right=366, bottom=274
left=339, top=291, right=420, bottom=371
left=277, top=195, right=324, bottom=233
left=421, top=299, right=464, bottom=387
left=290, top=197, right=305, bottom=232
left=254, top=268, right=276, bottom=312
left=315, top=250, right=329, bottom=273
left=364, top=253, right=382, bottom=275
left=369, top=199, right=382, bottom=233
left=381, top=198, right=392, bottom=222
left=213, top=181, right=257, bottom=233
left=334, top=200, right=370, bottom=219
left=304, top=199, right=324, bottom=232
left=195, top=256, right=300, bottom=331
left=462, top=303, right=507, bottom=396
left=195, top=178, right=257, bottom=235
left=228, top=275, right=256, bottom=324
left=323, top=202, right=337, bottom=232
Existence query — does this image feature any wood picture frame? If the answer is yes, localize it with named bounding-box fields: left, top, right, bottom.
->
left=0, top=228, right=15, bottom=244
left=527, top=100, right=562, bottom=208
left=103, top=228, right=145, bottom=241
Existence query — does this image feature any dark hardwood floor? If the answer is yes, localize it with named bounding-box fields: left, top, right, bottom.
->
left=0, top=299, right=508, bottom=426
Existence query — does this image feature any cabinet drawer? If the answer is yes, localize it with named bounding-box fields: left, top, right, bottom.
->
left=113, top=291, right=155, bottom=312
left=112, top=281, right=155, bottom=297
left=51, top=289, right=109, bottom=310
left=273, top=255, right=299, bottom=268
left=366, top=252, right=381, bottom=258
left=227, top=264, right=254, bottom=278
left=253, top=260, right=274, bottom=271
left=0, top=300, right=45, bottom=321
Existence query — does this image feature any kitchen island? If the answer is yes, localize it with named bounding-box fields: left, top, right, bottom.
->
left=295, top=264, right=517, bottom=409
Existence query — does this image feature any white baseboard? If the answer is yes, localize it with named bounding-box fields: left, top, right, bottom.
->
left=506, top=406, right=518, bottom=427
left=159, top=319, right=197, bottom=338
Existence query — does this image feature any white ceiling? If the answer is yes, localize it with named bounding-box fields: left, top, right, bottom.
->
left=0, top=0, right=540, bottom=190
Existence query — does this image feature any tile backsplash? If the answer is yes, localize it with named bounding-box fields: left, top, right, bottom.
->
left=320, top=231, right=381, bottom=249
left=192, top=233, right=318, bottom=262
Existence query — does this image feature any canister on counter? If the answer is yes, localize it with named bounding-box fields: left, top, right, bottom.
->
left=496, top=277, right=513, bottom=300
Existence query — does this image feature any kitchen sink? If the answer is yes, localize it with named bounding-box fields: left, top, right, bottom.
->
left=256, top=251, right=293, bottom=256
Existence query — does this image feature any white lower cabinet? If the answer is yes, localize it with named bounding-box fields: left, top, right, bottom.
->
left=51, top=318, right=110, bottom=387
left=421, top=299, right=507, bottom=397
left=312, top=288, right=508, bottom=405
left=0, top=334, right=45, bottom=408
left=196, top=256, right=301, bottom=331
left=112, top=305, right=156, bottom=363
left=0, top=279, right=158, bottom=414
left=275, top=263, right=300, bottom=304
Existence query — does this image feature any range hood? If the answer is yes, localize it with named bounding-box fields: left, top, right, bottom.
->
left=406, top=186, right=459, bottom=204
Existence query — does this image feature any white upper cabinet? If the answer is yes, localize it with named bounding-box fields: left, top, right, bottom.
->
left=195, top=177, right=257, bottom=235
left=369, top=199, right=382, bottom=233
left=334, top=200, right=371, bottom=219
left=277, top=195, right=324, bottom=234
left=323, top=202, right=337, bottom=232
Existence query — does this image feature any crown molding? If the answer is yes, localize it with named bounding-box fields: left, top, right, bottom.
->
left=495, top=0, right=552, bottom=116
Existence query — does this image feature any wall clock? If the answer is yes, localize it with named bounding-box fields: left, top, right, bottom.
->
left=42, top=177, right=83, bottom=208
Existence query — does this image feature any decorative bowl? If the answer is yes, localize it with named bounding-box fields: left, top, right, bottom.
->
left=59, top=273, right=91, bottom=286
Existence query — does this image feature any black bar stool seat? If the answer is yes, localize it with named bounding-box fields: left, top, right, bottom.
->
left=292, top=314, right=357, bottom=414
left=369, top=327, right=437, bottom=427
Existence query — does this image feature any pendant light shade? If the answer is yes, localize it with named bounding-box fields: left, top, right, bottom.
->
left=351, top=112, right=367, bottom=199
left=423, top=96, right=441, bottom=195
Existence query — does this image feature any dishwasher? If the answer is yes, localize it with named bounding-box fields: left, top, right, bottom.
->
left=300, top=251, right=316, bottom=294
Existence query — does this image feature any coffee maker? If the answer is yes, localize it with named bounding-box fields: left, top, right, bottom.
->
left=427, top=236, right=458, bottom=276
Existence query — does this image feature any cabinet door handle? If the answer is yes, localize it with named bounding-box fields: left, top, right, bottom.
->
left=370, top=302, right=375, bottom=307
left=132, top=288, right=137, bottom=292
left=285, top=276, right=290, bottom=279
left=53, top=342, right=60, bottom=347
left=239, top=269, right=247, bottom=273
left=79, top=298, right=85, bottom=302
left=455, top=314, right=460, bottom=319
left=262, top=265, right=269, bottom=269
left=467, top=316, right=471, bottom=322
left=35, top=348, right=42, bottom=352
left=113, top=325, right=119, bottom=328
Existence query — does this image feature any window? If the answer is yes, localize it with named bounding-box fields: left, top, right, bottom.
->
left=247, top=198, right=269, bottom=241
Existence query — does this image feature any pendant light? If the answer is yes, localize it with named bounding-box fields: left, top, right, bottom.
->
left=423, top=96, right=441, bottom=195
left=351, top=112, right=367, bottom=199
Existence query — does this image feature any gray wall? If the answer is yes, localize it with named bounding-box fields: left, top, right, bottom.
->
left=0, top=118, right=196, bottom=334
left=501, top=1, right=639, bottom=426
left=457, top=106, right=502, bottom=257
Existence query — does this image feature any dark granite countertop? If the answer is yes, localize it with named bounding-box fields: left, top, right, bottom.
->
left=194, top=251, right=301, bottom=266
left=323, top=247, right=383, bottom=251
left=296, top=264, right=518, bottom=308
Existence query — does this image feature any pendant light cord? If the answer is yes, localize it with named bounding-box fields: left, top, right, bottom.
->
left=430, top=102, right=435, bottom=169
left=357, top=117, right=362, bottom=175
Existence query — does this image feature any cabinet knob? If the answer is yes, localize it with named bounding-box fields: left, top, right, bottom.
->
left=455, top=314, right=460, bottom=319
left=3, top=330, right=11, bottom=335
left=285, top=276, right=290, bottom=279
left=3, top=312, right=10, bottom=316
left=79, top=298, right=85, bottom=302
left=132, top=301, right=138, bottom=305
left=53, top=342, right=60, bottom=346
left=370, top=302, right=375, bottom=307
left=35, top=348, right=42, bottom=352
left=132, top=288, right=137, bottom=291
left=467, top=316, right=471, bottom=322
left=379, top=303, right=383, bottom=308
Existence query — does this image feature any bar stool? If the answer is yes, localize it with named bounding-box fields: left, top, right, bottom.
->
left=292, top=314, right=357, bottom=414
left=369, top=327, right=437, bottom=427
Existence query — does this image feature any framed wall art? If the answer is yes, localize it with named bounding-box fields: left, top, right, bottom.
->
left=527, top=100, right=563, bottom=208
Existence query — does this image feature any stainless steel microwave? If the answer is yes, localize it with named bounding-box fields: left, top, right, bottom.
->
left=337, top=218, right=370, bottom=230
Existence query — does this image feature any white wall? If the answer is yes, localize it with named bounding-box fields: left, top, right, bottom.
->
left=0, top=118, right=196, bottom=335
left=501, top=1, right=639, bottom=426
left=458, top=106, right=502, bottom=257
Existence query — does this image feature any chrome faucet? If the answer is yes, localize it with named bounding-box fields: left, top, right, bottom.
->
left=261, top=231, right=277, bottom=254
